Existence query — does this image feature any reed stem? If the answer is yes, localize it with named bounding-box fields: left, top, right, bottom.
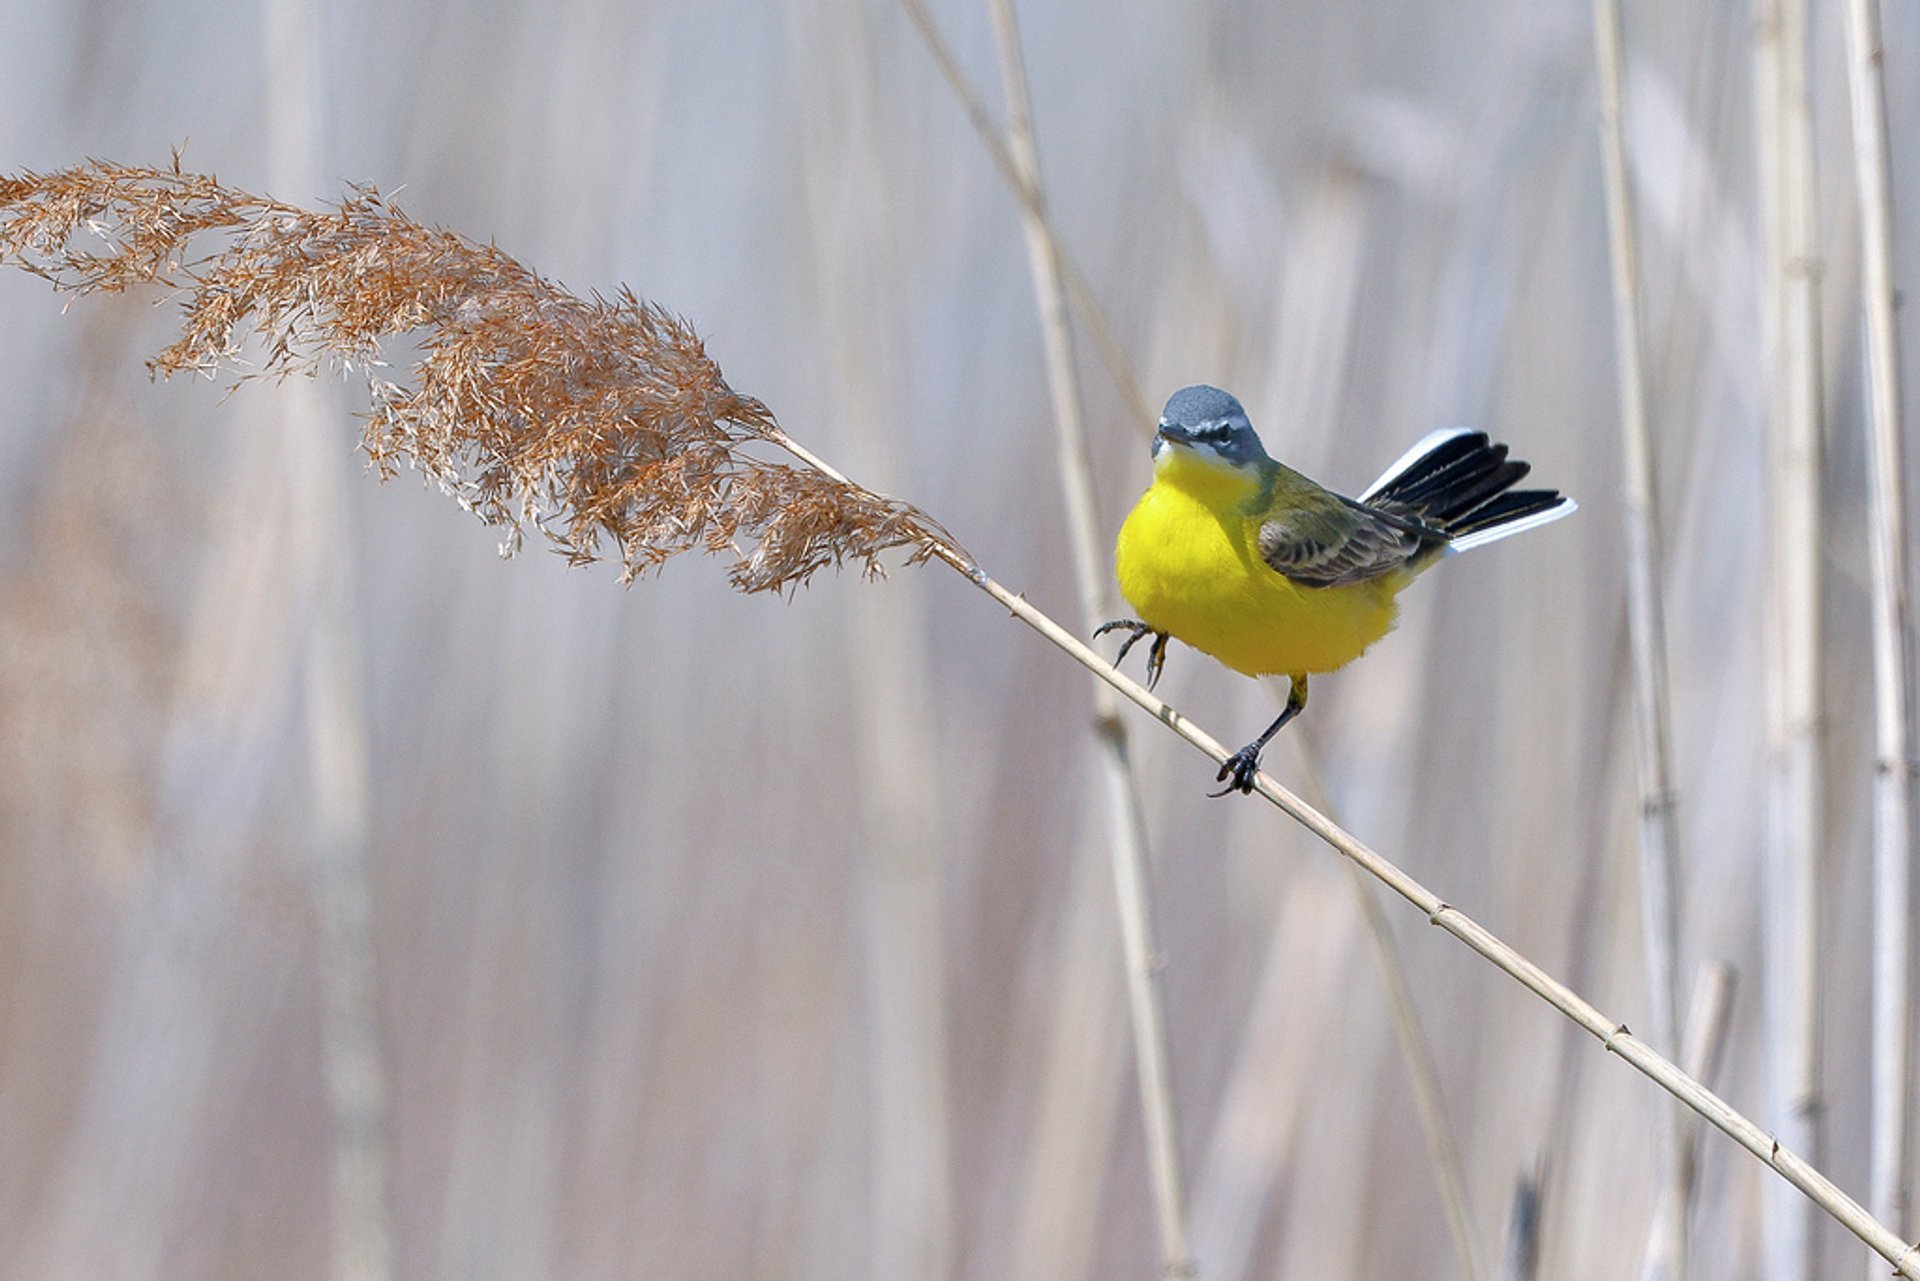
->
left=982, top=2, right=1192, bottom=1273
left=264, top=4, right=393, bottom=1277
left=1589, top=2, right=1689, bottom=1275
left=1755, top=1, right=1827, bottom=1273
left=1841, top=0, right=1917, bottom=1262
left=896, top=0, right=1153, bottom=431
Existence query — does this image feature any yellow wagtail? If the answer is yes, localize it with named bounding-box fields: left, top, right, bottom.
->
left=1100, top=385, right=1574, bottom=795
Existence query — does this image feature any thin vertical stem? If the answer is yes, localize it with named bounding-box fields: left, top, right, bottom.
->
left=1678, top=963, right=1738, bottom=1123
left=1282, top=737, right=1484, bottom=1281
left=1642, top=963, right=1739, bottom=1277
left=786, top=12, right=956, bottom=1267
left=1590, top=4, right=1688, bottom=1275
left=982, top=2, right=1191, bottom=1274
left=1755, top=0, right=1826, bottom=1275
left=1842, top=0, right=1916, bottom=1262
left=895, top=0, right=1152, bottom=430
left=1345, top=859, right=1486, bottom=1280
left=1006, top=854, right=1129, bottom=1281
left=263, top=2, right=392, bottom=1278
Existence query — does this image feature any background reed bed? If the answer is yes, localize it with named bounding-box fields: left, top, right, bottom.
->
left=2, top=2, right=1918, bottom=1279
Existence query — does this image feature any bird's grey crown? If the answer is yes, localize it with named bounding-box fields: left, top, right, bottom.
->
left=1156, top=384, right=1268, bottom=465
left=1160, top=384, right=1246, bottom=431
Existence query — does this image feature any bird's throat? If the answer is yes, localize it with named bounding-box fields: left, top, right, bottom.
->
left=1152, top=444, right=1264, bottom=507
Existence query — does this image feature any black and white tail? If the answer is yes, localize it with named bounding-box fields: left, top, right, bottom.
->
left=1359, top=428, right=1575, bottom=551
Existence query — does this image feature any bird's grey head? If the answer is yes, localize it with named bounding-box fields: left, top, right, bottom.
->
left=1154, top=385, right=1269, bottom=468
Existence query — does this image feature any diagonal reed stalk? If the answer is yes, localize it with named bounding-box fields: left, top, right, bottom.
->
left=979, top=1, right=1192, bottom=1276
left=1754, top=2, right=1827, bottom=1275
left=6, top=160, right=1920, bottom=1278
left=1588, top=3, right=1689, bottom=1277
left=1841, top=0, right=1917, bottom=1264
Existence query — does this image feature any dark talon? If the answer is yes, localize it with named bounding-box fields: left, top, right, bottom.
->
left=1096, top=619, right=1169, bottom=682
left=1209, top=746, right=1263, bottom=797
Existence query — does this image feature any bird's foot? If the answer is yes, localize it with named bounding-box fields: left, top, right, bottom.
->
left=1093, top=618, right=1152, bottom=655
left=1209, top=745, right=1264, bottom=797
left=1094, top=619, right=1171, bottom=690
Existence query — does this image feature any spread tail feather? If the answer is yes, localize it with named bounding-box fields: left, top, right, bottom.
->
left=1360, top=427, right=1574, bottom=550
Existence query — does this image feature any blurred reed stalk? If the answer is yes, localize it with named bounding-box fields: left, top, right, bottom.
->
left=980, top=2, right=1192, bottom=1274
left=1678, top=963, right=1738, bottom=1152
left=1588, top=2, right=1688, bottom=1277
left=789, top=10, right=955, bottom=1267
left=6, top=161, right=1920, bottom=1277
left=1754, top=1, right=1826, bottom=1276
left=1500, top=1170, right=1542, bottom=1281
left=1343, top=887, right=1482, bottom=1276
left=1005, top=851, right=1129, bottom=1281
left=1284, top=734, right=1485, bottom=1281
left=895, top=0, right=1152, bottom=431
left=262, top=0, right=394, bottom=1275
left=1841, top=0, right=1917, bottom=1260
left=1189, top=857, right=1358, bottom=1277
left=1641, top=963, right=1738, bottom=1280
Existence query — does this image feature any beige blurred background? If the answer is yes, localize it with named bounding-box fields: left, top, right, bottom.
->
left=2, top=0, right=1918, bottom=1278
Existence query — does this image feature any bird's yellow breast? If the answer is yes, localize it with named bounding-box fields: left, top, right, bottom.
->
left=1114, top=451, right=1402, bottom=677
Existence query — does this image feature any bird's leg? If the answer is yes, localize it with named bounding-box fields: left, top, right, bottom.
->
left=1094, top=618, right=1171, bottom=686
left=1211, top=673, right=1309, bottom=797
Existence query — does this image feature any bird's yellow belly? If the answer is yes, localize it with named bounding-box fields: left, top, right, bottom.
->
left=1115, top=482, right=1399, bottom=677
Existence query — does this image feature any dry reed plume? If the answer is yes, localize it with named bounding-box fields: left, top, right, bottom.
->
left=0, top=159, right=952, bottom=593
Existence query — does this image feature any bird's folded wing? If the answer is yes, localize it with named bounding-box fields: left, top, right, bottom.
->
left=1254, top=498, right=1442, bottom=587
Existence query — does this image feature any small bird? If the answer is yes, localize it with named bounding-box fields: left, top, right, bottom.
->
left=1101, top=385, right=1574, bottom=795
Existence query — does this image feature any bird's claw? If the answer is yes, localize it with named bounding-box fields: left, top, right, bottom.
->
left=1093, top=618, right=1149, bottom=653
left=1209, top=746, right=1263, bottom=798
left=1144, top=632, right=1169, bottom=690
left=1095, top=619, right=1171, bottom=690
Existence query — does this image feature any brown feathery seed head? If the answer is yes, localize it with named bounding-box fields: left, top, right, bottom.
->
left=0, top=159, right=956, bottom=591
